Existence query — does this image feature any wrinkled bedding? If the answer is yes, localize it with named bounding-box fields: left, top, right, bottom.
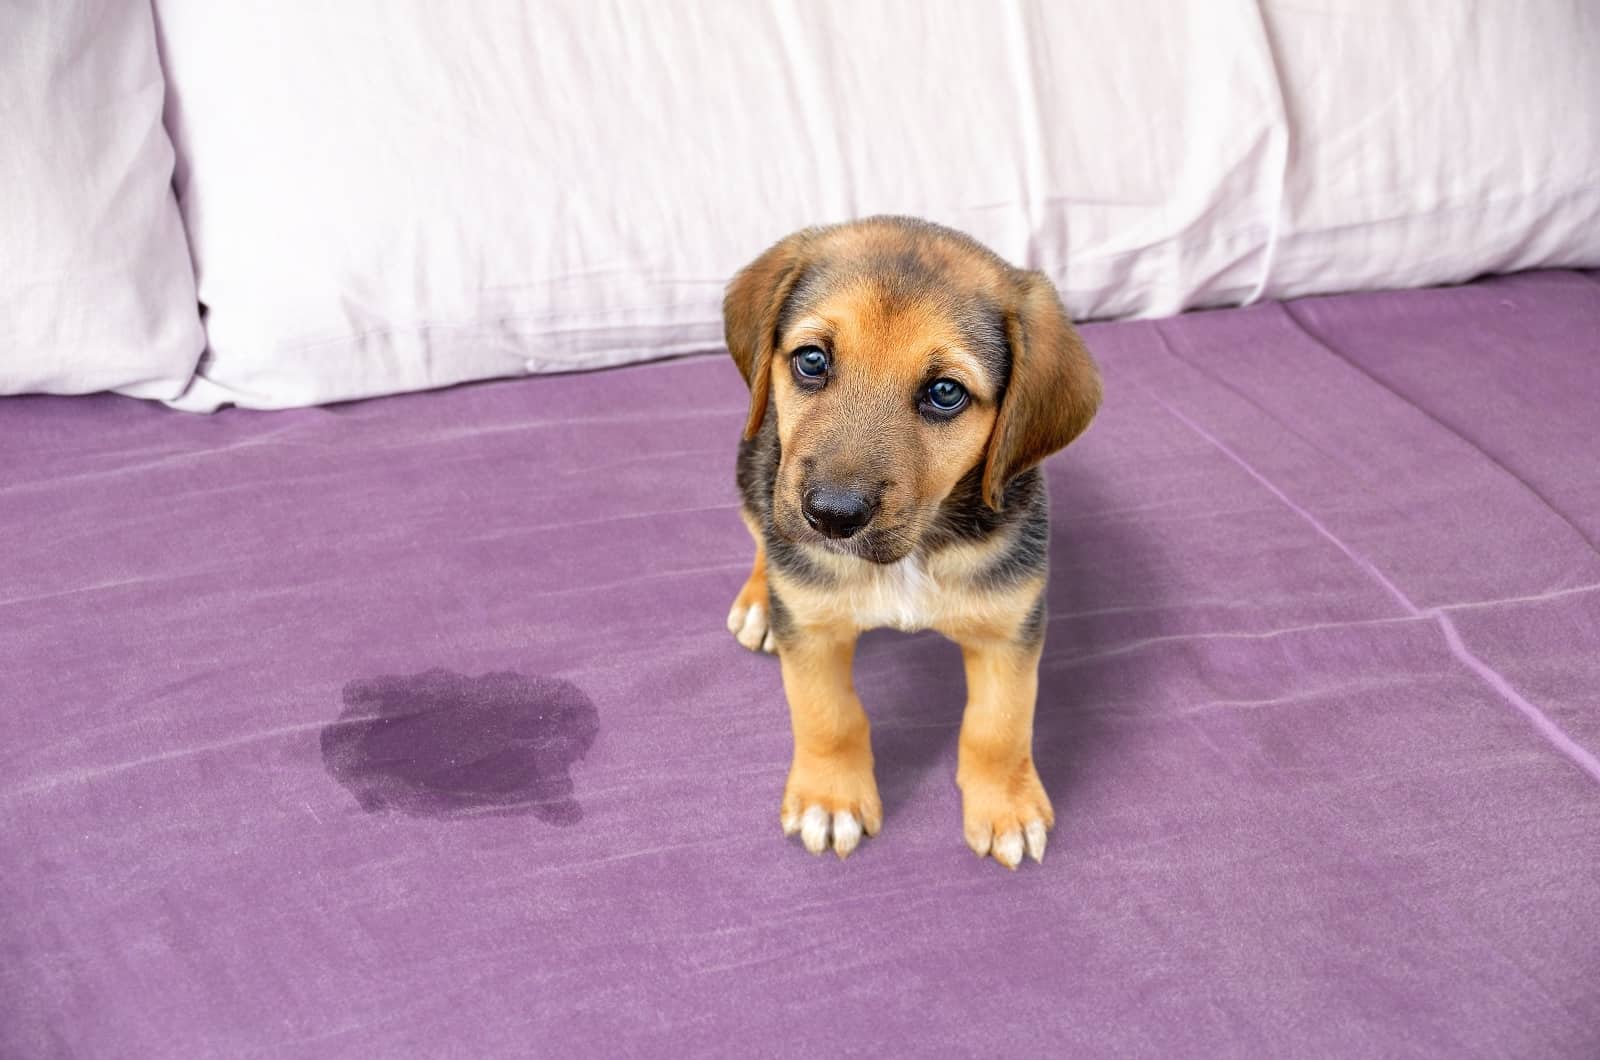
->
left=3, top=271, right=1598, bottom=1057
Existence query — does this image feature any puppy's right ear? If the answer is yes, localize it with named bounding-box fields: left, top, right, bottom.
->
left=724, top=231, right=812, bottom=440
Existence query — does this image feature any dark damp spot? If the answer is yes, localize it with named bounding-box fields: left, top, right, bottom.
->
left=320, top=669, right=598, bottom=825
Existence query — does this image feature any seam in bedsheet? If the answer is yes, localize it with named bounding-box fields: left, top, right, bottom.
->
left=1128, top=360, right=1600, bottom=787
left=1441, top=581, right=1600, bottom=613
left=1135, top=337, right=1418, bottom=614
left=1277, top=299, right=1600, bottom=557
left=0, top=719, right=335, bottom=801
left=1431, top=611, right=1600, bottom=784
left=1048, top=613, right=1428, bottom=669
left=1149, top=320, right=1367, bottom=480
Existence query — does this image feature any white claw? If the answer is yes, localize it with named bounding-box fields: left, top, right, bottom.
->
left=735, top=604, right=767, bottom=651
left=761, top=630, right=777, bottom=654
left=800, top=806, right=830, bottom=854
left=831, top=812, right=862, bottom=858
left=781, top=810, right=802, bottom=836
left=732, top=602, right=768, bottom=653
left=1024, top=820, right=1048, bottom=863
left=993, top=830, right=1024, bottom=870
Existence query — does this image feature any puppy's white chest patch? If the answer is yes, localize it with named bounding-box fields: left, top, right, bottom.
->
left=847, top=557, right=940, bottom=632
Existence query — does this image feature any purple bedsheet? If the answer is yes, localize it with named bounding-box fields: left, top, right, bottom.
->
left=4, top=271, right=1598, bottom=1057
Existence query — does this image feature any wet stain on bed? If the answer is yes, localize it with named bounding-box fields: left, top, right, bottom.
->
left=320, top=669, right=598, bottom=824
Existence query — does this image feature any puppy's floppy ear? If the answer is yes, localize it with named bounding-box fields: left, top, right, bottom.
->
left=724, top=231, right=813, bottom=440
left=981, top=270, right=1102, bottom=510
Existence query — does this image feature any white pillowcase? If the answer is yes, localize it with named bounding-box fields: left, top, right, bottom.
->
left=150, top=1, right=1600, bottom=411
left=0, top=0, right=203, bottom=399
left=153, top=0, right=1284, bottom=410
left=1260, top=0, right=1600, bottom=299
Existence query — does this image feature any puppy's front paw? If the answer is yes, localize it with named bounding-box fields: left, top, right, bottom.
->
left=957, top=758, right=1054, bottom=870
left=781, top=752, right=882, bottom=858
left=726, top=577, right=776, bottom=654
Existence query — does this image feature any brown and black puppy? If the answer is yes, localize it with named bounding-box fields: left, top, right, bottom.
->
left=724, top=216, right=1100, bottom=869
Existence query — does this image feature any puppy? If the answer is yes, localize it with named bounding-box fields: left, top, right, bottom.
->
left=724, top=216, right=1101, bottom=869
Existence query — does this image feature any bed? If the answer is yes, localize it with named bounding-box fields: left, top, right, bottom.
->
left=5, top=270, right=1597, bottom=1056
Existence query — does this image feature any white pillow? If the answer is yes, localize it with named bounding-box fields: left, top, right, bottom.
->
left=151, top=1, right=1600, bottom=411
left=0, top=0, right=203, bottom=399
left=153, top=0, right=1284, bottom=411
left=1259, top=0, right=1600, bottom=300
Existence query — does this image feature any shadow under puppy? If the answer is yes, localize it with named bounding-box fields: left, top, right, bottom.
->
left=726, top=216, right=1101, bottom=869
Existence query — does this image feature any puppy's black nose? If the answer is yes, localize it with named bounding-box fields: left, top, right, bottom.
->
left=802, top=485, right=878, bottom=539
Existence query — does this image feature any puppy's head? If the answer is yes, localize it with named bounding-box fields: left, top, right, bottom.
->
left=725, top=217, right=1100, bottom=564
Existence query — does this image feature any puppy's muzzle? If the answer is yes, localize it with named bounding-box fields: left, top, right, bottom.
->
left=801, top=483, right=880, bottom=540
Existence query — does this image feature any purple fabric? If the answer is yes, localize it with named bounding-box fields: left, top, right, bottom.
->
left=4, top=271, right=1598, bottom=1057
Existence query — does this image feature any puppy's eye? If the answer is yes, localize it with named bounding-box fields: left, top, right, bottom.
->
left=792, top=346, right=830, bottom=380
left=923, top=378, right=968, bottom=415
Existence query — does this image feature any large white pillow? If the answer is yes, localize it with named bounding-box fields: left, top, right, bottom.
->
left=151, top=1, right=1600, bottom=411
left=153, top=0, right=1284, bottom=410
left=0, top=0, right=203, bottom=399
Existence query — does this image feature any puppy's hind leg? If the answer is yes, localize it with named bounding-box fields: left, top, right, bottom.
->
left=727, top=509, right=776, bottom=654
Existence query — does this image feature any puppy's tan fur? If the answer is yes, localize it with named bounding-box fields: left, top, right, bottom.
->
left=725, top=217, right=1100, bottom=868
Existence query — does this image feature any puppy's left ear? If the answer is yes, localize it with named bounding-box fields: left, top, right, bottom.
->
left=981, top=270, right=1102, bottom=510
left=724, top=230, right=814, bottom=440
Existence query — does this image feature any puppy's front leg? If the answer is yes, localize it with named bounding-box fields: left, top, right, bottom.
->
left=955, top=634, right=1053, bottom=869
left=777, top=621, right=882, bottom=858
